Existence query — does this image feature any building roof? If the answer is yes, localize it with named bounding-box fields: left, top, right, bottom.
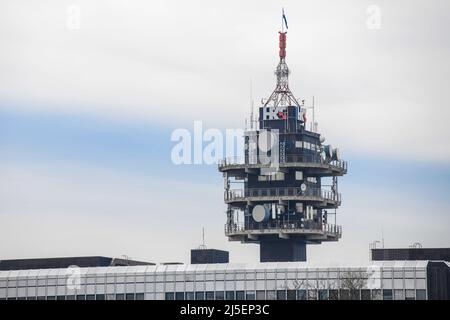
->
left=0, top=256, right=155, bottom=271
left=0, top=260, right=432, bottom=278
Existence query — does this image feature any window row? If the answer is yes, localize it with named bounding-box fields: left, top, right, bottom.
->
left=164, top=289, right=427, bottom=301
left=0, top=270, right=427, bottom=287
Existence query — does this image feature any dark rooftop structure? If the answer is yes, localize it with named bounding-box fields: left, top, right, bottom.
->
left=0, top=256, right=155, bottom=271
left=190, top=249, right=229, bottom=264
left=371, top=248, right=450, bottom=262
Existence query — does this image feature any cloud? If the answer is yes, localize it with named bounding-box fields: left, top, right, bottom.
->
left=0, top=1, right=449, bottom=162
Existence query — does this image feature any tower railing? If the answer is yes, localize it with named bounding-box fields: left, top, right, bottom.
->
left=225, top=187, right=341, bottom=203
left=218, top=154, right=347, bottom=171
left=224, top=221, right=342, bottom=237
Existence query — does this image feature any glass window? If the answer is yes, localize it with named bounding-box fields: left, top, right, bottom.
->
left=256, top=290, right=265, bottom=300
left=225, top=291, right=235, bottom=300
left=235, top=273, right=245, bottom=280
left=18, top=279, right=27, bottom=287
left=206, top=291, right=214, bottom=300
left=416, top=289, right=426, bottom=300
left=287, top=272, right=296, bottom=279
left=236, top=291, right=245, bottom=300
left=56, top=296, right=65, bottom=300
left=295, top=171, right=303, bottom=181
left=382, top=270, right=392, bottom=278
left=329, top=290, right=338, bottom=300
left=339, top=289, right=350, bottom=300
left=195, top=292, right=204, bottom=300
left=295, top=141, right=302, bottom=148
left=287, top=290, right=296, bottom=300
left=266, top=290, right=276, bottom=300
left=405, top=289, right=415, bottom=300
left=7, top=279, right=17, bottom=287
left=416, top=271, right=426, bottom=278
left=136, top=293, right=144, bottom=300
left=106, top=294, right=115, bottom=300
left=404, top=270, right=415, bottom=278
left=371, top=289, right=382, bottom=300
left=297, top=290, right=307, bottom=300
left=394, top=289, right=405, bottom=300
left=361, top=289, right=371, bottom=300
left=308, top=290, right=317, bottom=300
left=246, top=272, right=255, bottom=280
left=95, top=294, right=105, bottom=300
left=416, top=279, right=426, bottom=289
left=277, top=290, right=286, bottom=300
left=165, top=292, right=174, bottom=300
left=215, top=291, right=224, bottom=300
left=86, top=295, right=95, bottom=300
left=350, top=290, right=360, bottom=300
left=215, top=273, right=225, bottom=281
left=383, top=289, right=393, bottom=300
left=66, top=295, right=75, bottom=300
left=76, top=295, right=86, bottom=300
left=225, top=273, right=235, bottom=280
left=175, top=292, right=184, bottom=300
left=125, top=293, right=134, bottom=300
left=318, top=290, right=328, bottom=300
left=265, top=272, right=275, bottom=280
left=246, top=291, right=255, bottom=300
left=47, top=296, right=56, bottom=300
left=185, top=292, right=195, bottom=300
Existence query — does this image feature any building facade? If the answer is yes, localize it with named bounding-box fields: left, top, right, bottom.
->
left=0, top=261, right=439, bottom=300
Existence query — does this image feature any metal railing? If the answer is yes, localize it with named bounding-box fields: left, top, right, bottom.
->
left=218, top=154, right=347, bottom=171
left=225, top=221, right=342, bottom=237
left=224, top=187, right=341, bottom=203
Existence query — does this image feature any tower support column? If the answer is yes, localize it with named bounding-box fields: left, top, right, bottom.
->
left=260, top=239, right=307, bottom=262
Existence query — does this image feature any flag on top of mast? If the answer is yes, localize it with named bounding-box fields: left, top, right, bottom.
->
left=282, top=8, right=288, bottom=30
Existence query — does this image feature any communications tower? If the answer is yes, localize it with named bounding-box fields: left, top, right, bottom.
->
left=218, top=28, right=347, bottom=262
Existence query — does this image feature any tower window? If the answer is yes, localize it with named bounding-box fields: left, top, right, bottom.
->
left=258, top=172, right=285, bottom=181
left=295, top=171, right=303, bottom=180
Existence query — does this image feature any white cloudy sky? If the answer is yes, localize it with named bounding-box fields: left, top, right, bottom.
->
left=0, top=0, right=449, bottom=264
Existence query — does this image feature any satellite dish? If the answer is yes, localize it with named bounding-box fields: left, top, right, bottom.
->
left=252, top=205, right=269, bottom=223
left=301, top=183, right=307, bottom=192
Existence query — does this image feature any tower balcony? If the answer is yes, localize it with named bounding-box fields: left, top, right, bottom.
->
left=224, top=187, right=341, bottom=208
left=218, top=154, right=347, bottom=176
left=224, top=221, right=342, bottom=243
